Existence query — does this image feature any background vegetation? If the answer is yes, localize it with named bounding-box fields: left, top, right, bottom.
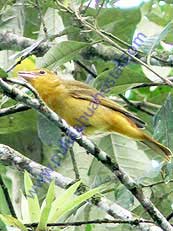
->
left=0, top=0, right=173, bottom=230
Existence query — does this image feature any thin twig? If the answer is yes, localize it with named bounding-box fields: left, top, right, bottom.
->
left=83, top=0, right=92, bottom=13
left=25, top=218, right=154, bottom=228
left=167, top=212, right=173, bottom=221
left=6, top=54, right=30, bottom=73
left=131, top=81, right=173, bottom=89
left=101, top=29, right=173, bottom=67
left=100, top=30, right=132, bottom=48
left=75, top=60, right=97, bottom=77
left=101, top=187, right=115, bottom=194
left=118, top=94, right=155, bottom=116
left=95, top=0, right=106, bottom=17
left=110, top=97, right=161, bottom=110
left=70, top=148, right=80, bottom=180
left=0, top=104, right=29, bottom=117
left=0, top=174, right=17, bottom=218
left=141, top=180, right=173, bottom=188
left=35, top=0, right=48, bottom=38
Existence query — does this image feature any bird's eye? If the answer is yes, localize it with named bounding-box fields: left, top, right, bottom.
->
left=39, top=70, right=46, bottom=75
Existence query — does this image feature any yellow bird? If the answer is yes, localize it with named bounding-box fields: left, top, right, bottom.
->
left=18, top=69, right=172, bottom=160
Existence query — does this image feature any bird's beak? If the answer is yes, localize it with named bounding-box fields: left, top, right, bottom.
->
left=18, top=71, right=37, bottom=81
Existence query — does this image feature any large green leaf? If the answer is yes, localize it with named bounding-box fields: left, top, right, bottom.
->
left=0, top=214, right=27, bottom=231
left=21, top=191, right=30, bottom=223
left=0, top=109, right=37, bottom=134
left=93, top=64, right=150, bottom=95
left=152, top=93, right=173, bottom=180
left=37, top=114, right=62, bottom=146
left=23, top=5, right=41, bottom=40
left=37, top=181, right=55, bottom=230
left=87, top=7, right=141, bottom=43
left=90, top=133, right=157, bottom=181
left=0, top=6, right=18, bottom=31
left=149, top=182, right=173, bottom=218
left=48, top=180, right=82, bottom=222
left=153, top=93, right=173, bottom=151
left=115, top=185, right=134, bottom=209
left=0, top=68, right=8, bottom=78
left=146, top=3, right=173, bottom=43
left=0, top=128, right=42, bottom=162
left=40, top=41, right=89, bottom=68
left=24, top=171, right=40, bottom=223
left=38, top=7, right=62, bottom=39
left=146, top=21, right=173, bottom=64
left=0, top=185, right=10, bottom=215
left=50, top=184, right=100, bottom=222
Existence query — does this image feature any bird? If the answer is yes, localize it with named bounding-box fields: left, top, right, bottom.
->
left=18, top=69, right=172, bottom=160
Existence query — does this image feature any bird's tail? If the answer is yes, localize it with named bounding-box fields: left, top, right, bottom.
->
left=142, top=134, right=172, bottom=161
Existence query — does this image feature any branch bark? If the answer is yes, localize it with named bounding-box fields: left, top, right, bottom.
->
left=0, top=31, right=50, bottom=56
left=0, top=144, right=161, bottom=231
left=0, top=31, right=172, bottom=67
left=0, top=104, right=29, bottom=117
left=0, top=76, right=171, bottom=230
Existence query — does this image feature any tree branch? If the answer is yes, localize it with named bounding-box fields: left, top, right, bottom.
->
left=0, top=75, right=171, bottom=230
left=0, top=31, right=50, bottom=56
left=0, top=144, right=157, bottom=231
left=25, top=218, right=154, bottom=228
left=0, top=31, right=172, bottom=68
left=0, top=104, right=29, bottom=117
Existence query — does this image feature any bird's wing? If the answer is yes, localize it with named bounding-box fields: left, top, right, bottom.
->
left=65, top=80, right=146, bottom=128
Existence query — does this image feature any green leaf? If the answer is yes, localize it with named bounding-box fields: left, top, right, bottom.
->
left=0, top=68, right=7, bottom=78
left=90, top=133, right=155, bottom=181
left=50, top=185, right=100, bottom=222
left=0, top=219, right=7, bottom=231
left=146, top=3, right=173, bottom=42
left=0, top=6, right=19, bottom=30
left=24, top=171, right=40, bottom=222
left=153, top=93, right=173, bottom=151
left=93, top=64, right=150, bottom=95
left=0, top=175, right=10, bottom=215
left=0, top=214, right=27, bottom=231
left=37, top=114, right=62, bottom=146
left=48, top=180, right=81, bottom=222
left=146, top=21, right=173, bottom=64
left=37, top=181, right=55, bottom=230
left=146, top=181, right=173, bottom=217
left=23, top=4, right=41, bottom=39
left=115, top=185, right=134, bottom=209
left=41, top=41, right=89, bottom=68
left=38, top=7, right=62, bottom=39
left=87, top=7, right=141, bottom=43
left=0, top=109, right=37, bottom=134
left=20, top=191, right=30, bottom=223
left=85, top=224, right=93, bottom=231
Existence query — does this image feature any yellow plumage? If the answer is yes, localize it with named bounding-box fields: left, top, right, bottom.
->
left=18, top=69, right=172, bottom=160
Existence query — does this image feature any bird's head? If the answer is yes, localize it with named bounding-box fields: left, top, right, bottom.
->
left=18, top=69, right=61, bottom=89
